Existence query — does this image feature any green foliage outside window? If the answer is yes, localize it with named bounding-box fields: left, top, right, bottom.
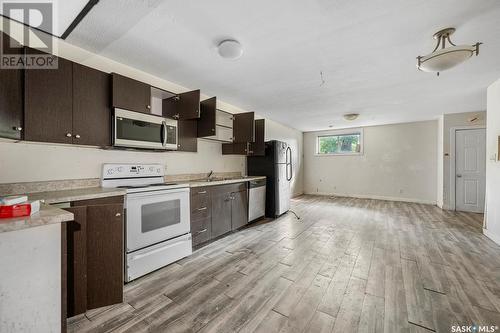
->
left=318, top=133, right=360, bottom=154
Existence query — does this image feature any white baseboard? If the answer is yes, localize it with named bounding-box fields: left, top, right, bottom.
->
left=304, top=191, right=436, bottom=205
left=483, top=228, right=500, bottom=245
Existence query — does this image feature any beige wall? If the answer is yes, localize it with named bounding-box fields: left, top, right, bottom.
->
left=437, top=111, right=486, bottom=209
left=0, top=18, right=304, bottom=194
left=303, top=120, right=438, bottom=204
left=484, top=78, right=500, bottom=244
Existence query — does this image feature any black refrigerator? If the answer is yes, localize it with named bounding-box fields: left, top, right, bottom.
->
left=247, top=140, right=292, bottom=218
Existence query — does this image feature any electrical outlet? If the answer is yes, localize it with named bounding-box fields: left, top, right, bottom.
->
left=399, top=189, right=404, bottom=194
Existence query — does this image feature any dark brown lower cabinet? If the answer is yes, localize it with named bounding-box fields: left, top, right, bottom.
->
left=63, top=196, right=124, bottom=320
left=231, top=188, right=248, bottom=230
left=86, top=203, right=124, bottom=309
left=65, top=206, right=88, bottom=317
left=210, top=187, right=233, bottom=238
left=191, top=183, right=249, bottom=245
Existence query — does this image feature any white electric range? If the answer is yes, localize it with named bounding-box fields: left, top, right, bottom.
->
left=101, top=163, right=192, bottom=282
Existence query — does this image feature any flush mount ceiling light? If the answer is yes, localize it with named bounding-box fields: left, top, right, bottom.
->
left=417, top=27, right=481, bottom=75
left=343, top=113, right=359, bottom=121
left=217, top=39, right=243, bottom=59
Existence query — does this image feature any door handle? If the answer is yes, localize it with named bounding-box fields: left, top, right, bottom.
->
left=161, top=121, right=167, bottom=147
left=197, top=207, right=207, bottom=211
left=457, top=174, right=462, bottom=178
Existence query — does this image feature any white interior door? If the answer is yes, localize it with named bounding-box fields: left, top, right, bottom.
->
left=455, top=128, right=486, bottom=213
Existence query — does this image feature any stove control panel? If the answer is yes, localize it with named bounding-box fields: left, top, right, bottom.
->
left=102, top=163, right=164, bottom=179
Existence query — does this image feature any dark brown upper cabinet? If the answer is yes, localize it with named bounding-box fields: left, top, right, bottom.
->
left=163, top=89, right=200, bottom=120
left=222, top=118, right=264, bottom=156
left=0, top=33, right=23, bottom=140
left=24, top=51, right=73, bottom=144
left=177, top=119, right=198, bottom=152
left=249, top=119, right=265, bottom=156
left=73, top=63, right=111, bottom=146
left=112, top=73, right=151, bottom=113
left=197, top=97, right=217, bottom=137
left=233, top=112, right=255, bottom=143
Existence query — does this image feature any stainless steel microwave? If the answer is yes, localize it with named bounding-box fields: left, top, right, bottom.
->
left=113, top=108, right=178, bottom=150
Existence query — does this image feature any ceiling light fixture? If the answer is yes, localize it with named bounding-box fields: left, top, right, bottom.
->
left=417, top=27, right=481, bottom=75
left=217, top=39, right=243, bottom=59
left=343, top=113, right=359, bottom=121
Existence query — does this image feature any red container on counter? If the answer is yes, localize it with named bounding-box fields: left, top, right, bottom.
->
left=0, top=204, right=32, bottom=218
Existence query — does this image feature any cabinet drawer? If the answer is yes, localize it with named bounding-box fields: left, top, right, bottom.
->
left=191, top=187, right=211, bottom=213
left=211, top=182, right=247, bottom=195
left=191, top=203, right=210, bottom=220
left=191, top=217, right=211, bottom=246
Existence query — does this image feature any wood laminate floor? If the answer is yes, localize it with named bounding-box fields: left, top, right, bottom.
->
left=68, top=195, right=500, bottom=333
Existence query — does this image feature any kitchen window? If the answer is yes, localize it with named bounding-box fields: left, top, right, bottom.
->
left=316, top=130, right=363, bottom=155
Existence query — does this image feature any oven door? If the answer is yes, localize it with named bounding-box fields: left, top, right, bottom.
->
left=125, top=187, right=190, bottom=252
left=114, top=108, right=167, bottom=150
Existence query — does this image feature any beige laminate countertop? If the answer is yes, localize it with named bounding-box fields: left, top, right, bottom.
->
left=27, top=187, right=127, bottom=204
left=0, top=177, right=265, bottom=233
left=0, top=204, right=74, bottom=233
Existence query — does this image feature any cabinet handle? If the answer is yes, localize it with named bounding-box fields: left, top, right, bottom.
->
left=12, top=126, right=22, bottom=131
left=146, top=105, right=151, bottom=109
left=198, top=191, right=207, bottom=194
left=197, top=207, right=207, bottom=211
left=196, top=229, right=207, bottom=234
left=75, top=134, right=81, bottom=139
left=66, top=133, right=72, bottom=137
left=115, top=213, right=121, bottom=217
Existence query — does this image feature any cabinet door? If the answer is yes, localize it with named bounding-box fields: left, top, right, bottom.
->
left=73, top=63, right=111, bottom=146
left=111, top=73, right=151, bottom=113
left=86, top=203, right=124, bottom=310
left=222, top=142, right=249, bottom=155
left=249, top=119, right=265, bottom=156
left=177, top=119, right=198, bottom=152
left=163, top=89, right=200, bottom=120
left=24, top=53, right=73, bottom=143
left=0, top=33, right=23, bottom=139
left=197, top=97, right=216, bottom=137
left=65, top=206, right=87, bottom=317
left=233, top=112, right=254, bottom=143
left=231, top=189, right=248, bottom=230
left=211, top=188, right=232, bottom=238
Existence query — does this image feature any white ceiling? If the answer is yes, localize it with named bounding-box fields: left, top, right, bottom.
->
left=67, top=0, right=500, bottom=131
left=0, top=0, right=89, bottom=37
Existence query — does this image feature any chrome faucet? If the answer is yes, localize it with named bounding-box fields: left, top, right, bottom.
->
left=207, top=170, right=214, bottom=180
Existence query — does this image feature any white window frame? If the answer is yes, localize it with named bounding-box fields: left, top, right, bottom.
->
left=315, top=128, right=364, bottom=156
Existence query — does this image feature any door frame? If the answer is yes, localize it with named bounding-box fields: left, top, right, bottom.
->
left=449, top=126, right=486, bottom=211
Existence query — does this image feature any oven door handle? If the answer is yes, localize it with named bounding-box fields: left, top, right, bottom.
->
left=161, top=121, right=167, bottom=147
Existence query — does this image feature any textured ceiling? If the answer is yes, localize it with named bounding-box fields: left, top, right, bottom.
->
left=68, top=0, right=500, bottom=131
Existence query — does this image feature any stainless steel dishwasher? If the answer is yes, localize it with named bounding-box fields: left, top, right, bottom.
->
left=248, top=178, right=266, bottom=222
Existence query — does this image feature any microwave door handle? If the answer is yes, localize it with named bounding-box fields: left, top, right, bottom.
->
left=161, top=121, right=167, bottom=147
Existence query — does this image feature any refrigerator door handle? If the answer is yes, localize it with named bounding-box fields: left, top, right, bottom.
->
left=286, top=146, right=292, bottom=181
